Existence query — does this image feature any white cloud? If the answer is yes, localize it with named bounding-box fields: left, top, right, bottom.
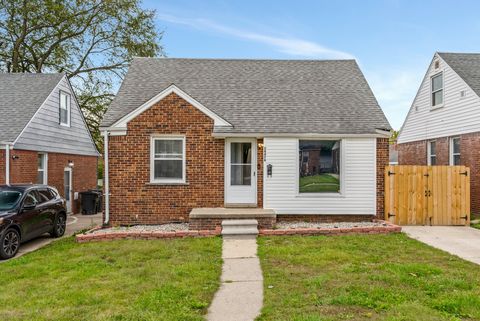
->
left=158, top=14, right=355, bottom=59
left=366, top=69, right=422, bottom=130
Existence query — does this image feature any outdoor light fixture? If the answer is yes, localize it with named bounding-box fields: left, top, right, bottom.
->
left=11, top=155, right=19, bottom=160
left=68, top=160, right=75, bottom=167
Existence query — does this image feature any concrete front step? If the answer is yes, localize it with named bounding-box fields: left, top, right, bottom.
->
left=221, top=219, right=259, bottom=236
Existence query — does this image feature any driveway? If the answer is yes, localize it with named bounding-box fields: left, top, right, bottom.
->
left=403, top=226, right=480, bottom=265
left=13, top=213, right=102, bottom=259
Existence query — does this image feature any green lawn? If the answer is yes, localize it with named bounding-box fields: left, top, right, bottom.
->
left=0, top=237, right=222, bottom=321
left=258, top=234, right=480, bottom=321
left=299, top=174, right=340, bottom=193
left=471, top=222, right=480, bottom=229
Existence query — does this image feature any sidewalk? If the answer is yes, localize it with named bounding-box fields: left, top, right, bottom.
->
left=207, top=235, right=263, bottom=321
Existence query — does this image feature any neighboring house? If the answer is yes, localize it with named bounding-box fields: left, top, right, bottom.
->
left=397, top=52, right=480, bottom=215
left=0, top=73, right=99, bottom=213
left=100, top=58, right=391, bottom=228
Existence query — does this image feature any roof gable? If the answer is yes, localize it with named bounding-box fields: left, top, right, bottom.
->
left=438, top=52, right=480, bottom=98
left=102, top=58, right=391, bottom=135
left=110, top=84, right=232, bottom=128
left=0, top=73, right=64, bottom=142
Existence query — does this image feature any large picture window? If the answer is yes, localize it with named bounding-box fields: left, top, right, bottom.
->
left=150, top=136, right=185, bottom=183
left=299, top=140, right=341, bottom=193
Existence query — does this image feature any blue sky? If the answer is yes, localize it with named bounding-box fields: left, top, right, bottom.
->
left=144, top=0, right=480, bottom=129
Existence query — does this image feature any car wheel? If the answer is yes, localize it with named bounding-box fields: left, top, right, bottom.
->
left=0, top=228, right=20, bottom=260
left=51, top=214, right=66, bottom=238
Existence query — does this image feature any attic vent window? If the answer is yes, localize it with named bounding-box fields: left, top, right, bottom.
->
left=460, top=90, right=467, bottom=99
left=434, top=60, right=440, bottom=69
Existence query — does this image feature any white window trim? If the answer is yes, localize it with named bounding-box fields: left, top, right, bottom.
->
left=430, top=72, right=444, bottom=109
left=295, top=138, right=345, bottom=198
left=449, top=137, right=460, bottom=165
left=59, top=90, right=71, bottom=127
left=427, top=140, right=436, bottom=165
left=150, top=135, right=186, bottom=184
left=38, top=153, right=48, bottom=184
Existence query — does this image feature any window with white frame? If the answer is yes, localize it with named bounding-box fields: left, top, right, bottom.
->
left=59, top=91, right=71, bottom=126
left=431, top=73, right=443, bottom=107
left=37, top=153, right=47, bottom=184
left=450, top=137, right=461, bottom=165
left=427, top=141, right=436, bottom=165
left=299, top=140, right=341, bottom=193
left=150, top=136, right=185, bottom=183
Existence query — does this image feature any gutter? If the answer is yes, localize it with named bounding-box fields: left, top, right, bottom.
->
left=103, top=131, right=110, bottom=226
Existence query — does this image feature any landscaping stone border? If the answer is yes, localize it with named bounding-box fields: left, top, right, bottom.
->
left=260, top=220, right=401, bottom=236
left=76, top=226, right=222, bottom=243
left=75, top=220, right=400, bottom=243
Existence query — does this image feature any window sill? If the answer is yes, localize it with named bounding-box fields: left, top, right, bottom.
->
left=296, top=192, right=345, bottom=198
left=430, top=104, right=444, bottom=111
left=146, top=182, right=189, bottom=186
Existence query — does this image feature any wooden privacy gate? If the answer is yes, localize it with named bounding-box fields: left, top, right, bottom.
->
left=385, top=165, right=470, bottom=226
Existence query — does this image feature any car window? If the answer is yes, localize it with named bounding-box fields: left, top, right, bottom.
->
left=48, top=188, right=58, bottom=198
left=38, top=189, right=54, bottom=203
left=24, top=191, right=39, bottom=207
left=0, top=190, right=22, bottom=211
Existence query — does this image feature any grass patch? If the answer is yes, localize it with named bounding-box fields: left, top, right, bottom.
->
left=471, top=222, right=480, bottom=230
left=299, top=174, right=340, bottom=193
left=258, top=233, right=480, bottom=321
left=0, top=236, right=222, bottom=321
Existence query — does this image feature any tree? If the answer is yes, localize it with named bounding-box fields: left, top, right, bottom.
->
left=0, top=0, right=163, bottom=150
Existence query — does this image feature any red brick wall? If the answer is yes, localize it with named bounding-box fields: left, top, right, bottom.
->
left=376, top=138, right=389, bottom=219
left=0, top=149, right=97, bottom=213
left=398, top=133, right=480, bottom=215
left=108, top=93, right=228, bottom=225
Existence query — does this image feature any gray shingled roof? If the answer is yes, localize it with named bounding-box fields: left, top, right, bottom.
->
left=0, top=73, right=64, bottom=142
left=102, top=58, right=391, bottom=134
left=438, top=52, right=480, bottom=98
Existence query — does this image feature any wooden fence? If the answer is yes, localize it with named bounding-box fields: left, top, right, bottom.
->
left=385, top=165, right=470, bottom=226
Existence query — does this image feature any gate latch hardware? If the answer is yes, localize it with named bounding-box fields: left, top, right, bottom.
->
left=388, top=171, right=396, bottom=176
left=387, top=213, right=395, bottom=218
left=460, top=215, right=468, bottom=220
left=424, top=190, right=431, bottom=197
left=460, top=171, right=468, bottom=176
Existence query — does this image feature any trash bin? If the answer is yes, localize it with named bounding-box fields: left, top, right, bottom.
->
left=80, top=191, right=100, bottom=215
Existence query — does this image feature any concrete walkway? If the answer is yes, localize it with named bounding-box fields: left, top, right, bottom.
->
left=12, top=213, right=102, bottom=259
left=207, top=235, right=263, bottom=321
left=403, top=226, right=480, bottom=265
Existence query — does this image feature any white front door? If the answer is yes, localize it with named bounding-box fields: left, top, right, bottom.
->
left=64, top=167, right=72, bottom=213
left=225, top=138, right=257, bottom=205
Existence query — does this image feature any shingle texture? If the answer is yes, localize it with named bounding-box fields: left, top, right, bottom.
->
left=0, top=73, right=63, bottom=142
left=102, top=58, right=391, bottom=134
left=438, top=52, right=480, bottom=98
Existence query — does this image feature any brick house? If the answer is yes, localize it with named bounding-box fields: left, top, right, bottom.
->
left=0, top=74, right=99, bottom=213
left=398, top=52, right=480, bottom=215
left=100, top=58, right=391, bottom=228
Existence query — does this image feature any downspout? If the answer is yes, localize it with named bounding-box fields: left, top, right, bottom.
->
left=5, top=143, right=10, bottom=185
left=103, top=130, right=110, bottom=226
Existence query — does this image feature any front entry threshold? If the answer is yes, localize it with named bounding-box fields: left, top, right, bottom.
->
left=224, top=203, right=257, bottom=208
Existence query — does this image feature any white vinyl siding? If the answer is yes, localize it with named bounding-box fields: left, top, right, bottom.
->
left=264, top=137, right=376, bottom=215
left=398, top=54, right=480, bottom=144
left=14, top=77, right=98, bottom=156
